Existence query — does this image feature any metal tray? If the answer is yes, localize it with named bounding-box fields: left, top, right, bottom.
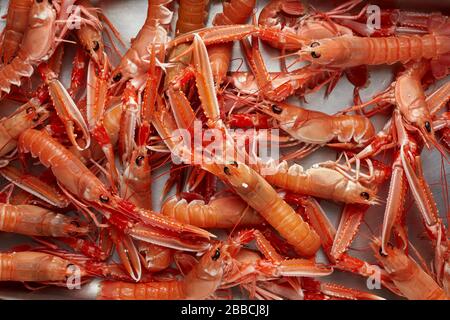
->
left=0, top=0, right=448, bottom=300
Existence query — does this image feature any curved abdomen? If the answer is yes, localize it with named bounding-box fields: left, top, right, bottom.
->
left=18, top=129, right=105, bottom=199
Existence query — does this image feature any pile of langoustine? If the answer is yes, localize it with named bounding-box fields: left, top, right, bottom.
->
left=0, top=0, right=448, bottom=300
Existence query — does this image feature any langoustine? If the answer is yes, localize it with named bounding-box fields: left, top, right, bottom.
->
left=0, top=0, right=447, bottom=302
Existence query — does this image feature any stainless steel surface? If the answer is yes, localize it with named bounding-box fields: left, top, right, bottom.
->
left=0, top=0, right=448, bottom=300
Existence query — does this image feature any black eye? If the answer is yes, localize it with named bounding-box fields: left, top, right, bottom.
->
left=360, top=192, right=370, bottom=200
left=32, top=114, right=41, bottom=122
left=309, top=42, right=321, bottom=59
left=378, top=247, right=388, bottom=257
left=272, top=105, right=282, bottom=114
left=36, top=0, right=43, bottom=3
left=424, top=121, right=431, bottom=133
left=113, top=73, right=122, bottom=82
left=135, top=155, right=144, bottom=166
left=93, top=41, right=100, bottom=52
left=231, top=161, right=238, bottom=167
left=311, top=51, right=321, bottom=59
left=211, top=248, right=221, bottom=261
left=224, top=166, right=231, bottom=175
left=99, top=195, right=110, bottom=203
